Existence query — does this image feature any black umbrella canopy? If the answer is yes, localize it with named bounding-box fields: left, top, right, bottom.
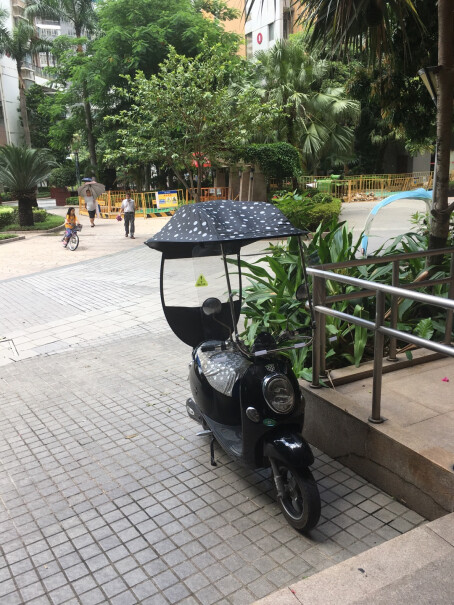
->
left=145, top=200, right=306, bottom=258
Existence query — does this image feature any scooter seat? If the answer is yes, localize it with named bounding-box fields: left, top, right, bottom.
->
left=196, top=342, right=251, bottom=397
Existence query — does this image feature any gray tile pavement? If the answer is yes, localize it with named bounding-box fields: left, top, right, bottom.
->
left=0, top=248, right=426, bottom=603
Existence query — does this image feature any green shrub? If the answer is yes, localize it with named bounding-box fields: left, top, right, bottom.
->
left=1, top=191, right=12, bottom=202
left=2, top=212, right=64, bottom=231
left=274, top=192, right=341, bottom=231
left=49, top=164, right=76, bottom=188
left=32, top=209, right=47, bottom=223
left=66, top=196, right=79, bottom=205
left=0, top=205, right=15, bottom=228
left=242, top=142, right=301, bottom=180
left=8, top=207, right=48, bottom=224
left=312, top=192, right=333, bottom=204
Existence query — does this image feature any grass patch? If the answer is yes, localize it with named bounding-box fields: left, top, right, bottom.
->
left=0, top=233, right=17, bottom=240
left=0, top=213, right=64, bottom=232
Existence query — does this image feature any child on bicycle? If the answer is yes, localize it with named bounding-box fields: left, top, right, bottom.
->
left=63, top=207, right=80, bottom=248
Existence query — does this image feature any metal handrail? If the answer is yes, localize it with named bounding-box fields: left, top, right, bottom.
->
left=307, top=249, right=454, bottom=424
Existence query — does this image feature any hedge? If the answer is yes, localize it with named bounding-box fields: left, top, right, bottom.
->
left=0, top=206, right=15, bottom=228
left=273, top=192, right=342, bottom=231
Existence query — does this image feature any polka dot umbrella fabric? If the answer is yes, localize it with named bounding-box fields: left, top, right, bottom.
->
left=145, top=200, right=305, bottom=258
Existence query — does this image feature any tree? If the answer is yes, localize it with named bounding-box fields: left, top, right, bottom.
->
left=249, top=37, right=360, bottom=173
left=106, top=43, right=278, bottom=201
left=0, top=145, right=57, bottom=226
left=280, top=0, right=453, bottom=249
left=91, top=0, right=241, bottom=178
left=0, top=17, right=52, bottom=147
left=26, top=0, right=98, bottom=170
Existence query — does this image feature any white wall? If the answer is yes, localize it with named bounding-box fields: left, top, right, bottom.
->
left=411, top=152, right=431, bottom=173
left=245, top=0, right=284, bottom=55
left=0, top=0, right=23, bottom=145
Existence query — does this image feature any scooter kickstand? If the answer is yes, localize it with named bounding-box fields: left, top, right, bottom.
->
left=196, top=429, right=212, bottom=437
left=210, top=437, right=217, bottom=466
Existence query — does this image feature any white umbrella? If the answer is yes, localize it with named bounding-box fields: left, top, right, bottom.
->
left=77, top=181, right=106, bottom=197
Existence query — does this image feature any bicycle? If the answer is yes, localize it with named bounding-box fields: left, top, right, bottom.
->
left=62, top=224, right=83, bottom=251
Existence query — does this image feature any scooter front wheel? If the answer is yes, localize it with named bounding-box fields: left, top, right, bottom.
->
left=272, top=462, right=321, bottom=532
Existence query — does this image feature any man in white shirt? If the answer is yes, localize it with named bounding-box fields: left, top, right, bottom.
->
left=120, top=191, right=136, bottom=239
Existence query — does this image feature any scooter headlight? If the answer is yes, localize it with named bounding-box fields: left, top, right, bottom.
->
left=262, top=373, right=295, bottom=414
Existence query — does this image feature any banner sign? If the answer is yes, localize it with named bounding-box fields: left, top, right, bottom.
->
left=155, top=190, right=179, bottom=209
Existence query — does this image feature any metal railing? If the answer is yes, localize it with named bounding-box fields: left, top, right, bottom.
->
left=308, top=247, right=454, bottom=423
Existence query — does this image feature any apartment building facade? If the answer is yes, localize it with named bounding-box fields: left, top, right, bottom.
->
left=244, top=0, right=303, bottom=57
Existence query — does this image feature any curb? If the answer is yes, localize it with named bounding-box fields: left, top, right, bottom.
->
left=0, top=235, right=26, bottom=245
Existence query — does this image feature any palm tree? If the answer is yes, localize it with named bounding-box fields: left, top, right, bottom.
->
left=0, top=18, right=52, bottom=147
left=25, top=0, right=98, bottom=171
left=252, top=38, right=360, bottom=173
left=0, top=145, right=58, bottom=226
left=247, top=0, right=453, bottom=249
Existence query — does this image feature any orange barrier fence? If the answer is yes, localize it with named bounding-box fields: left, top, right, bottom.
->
left=269, top=172, right=444, bottom=202
left=79, top=189, right=185, bottom=218
left=185, top=187, right=229, bottom=202
left=79, top=187, right=230, bottom=218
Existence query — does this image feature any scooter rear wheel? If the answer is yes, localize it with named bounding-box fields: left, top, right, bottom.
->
left=273, top=463, right=321, bottom=532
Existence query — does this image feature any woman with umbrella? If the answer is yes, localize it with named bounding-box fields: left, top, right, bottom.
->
left=78, top=178, right=105, bottom=227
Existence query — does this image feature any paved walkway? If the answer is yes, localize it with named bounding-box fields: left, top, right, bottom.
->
left=0, top=206, right=428, bottom=604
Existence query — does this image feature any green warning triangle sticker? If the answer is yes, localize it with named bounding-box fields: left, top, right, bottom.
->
left=195, top=274, right=208, bottom=287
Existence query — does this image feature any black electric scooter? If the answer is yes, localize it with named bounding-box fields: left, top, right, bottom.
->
left=146, top=200, right=321, bottom=532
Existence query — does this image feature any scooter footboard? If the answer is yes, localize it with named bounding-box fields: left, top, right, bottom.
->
left=263, top=429, right=314, bottom=469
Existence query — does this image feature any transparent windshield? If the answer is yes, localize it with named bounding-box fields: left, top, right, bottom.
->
left=161, top=250, right=241, bottom=347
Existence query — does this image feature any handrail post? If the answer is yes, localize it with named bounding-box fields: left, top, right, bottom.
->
left=387, top=260, right=399, bottom=361
left=369, top=290, right=385, bottom=423
left=310, top=275, right=324, bottom=388
left=445, top=252, right=454, bottom=344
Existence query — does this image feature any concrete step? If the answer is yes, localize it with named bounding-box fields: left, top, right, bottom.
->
left=300, top=355, right=454, bottom=520
left=254, top=512, right=454, bottom=605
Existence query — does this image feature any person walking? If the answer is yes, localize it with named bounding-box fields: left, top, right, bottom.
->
left=120, top=191, right=136, bottom=239
left=78, top=177, right=106, bottom=226
left=83, top=186, right=97, bottom=227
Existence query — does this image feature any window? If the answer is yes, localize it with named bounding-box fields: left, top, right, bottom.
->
left=245, top=33, right=253, bottom=59
left=268, top=22, right=274, bottom=42
left=283, top=10, right=294, bottom=39
left=245, top=0, right=251, bottom=21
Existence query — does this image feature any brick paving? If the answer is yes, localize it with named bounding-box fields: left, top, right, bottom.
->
left=0, top=248, right=426, bottom=604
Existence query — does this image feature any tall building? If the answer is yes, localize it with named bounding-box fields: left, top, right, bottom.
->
left=244, top=0, right=304, bottom=58
left=0, top=0, right=25, bottom=144
left=221, top=0, right=246, bottom=56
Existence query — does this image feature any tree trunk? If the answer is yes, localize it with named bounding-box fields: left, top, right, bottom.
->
left=17, top=62, right=31, bottom=148
left=429, top=0, right=454, bottom=252
left=76, top=40, right=97, bottom=173
left=197, top=163, right=202, bottom=203
left=82, top=82, right=97, bottom=173
left=17, top=191, right=35, bottom=226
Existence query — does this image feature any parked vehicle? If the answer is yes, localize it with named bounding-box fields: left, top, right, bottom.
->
left=146, top=201, right=321, bottom=532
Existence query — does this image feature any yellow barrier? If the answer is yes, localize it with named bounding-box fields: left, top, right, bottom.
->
left=185, top=187, right=229, bottom=202
left=79, top=189, right=185, bottom=218
left=269, top=171, right=445, bottom=202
